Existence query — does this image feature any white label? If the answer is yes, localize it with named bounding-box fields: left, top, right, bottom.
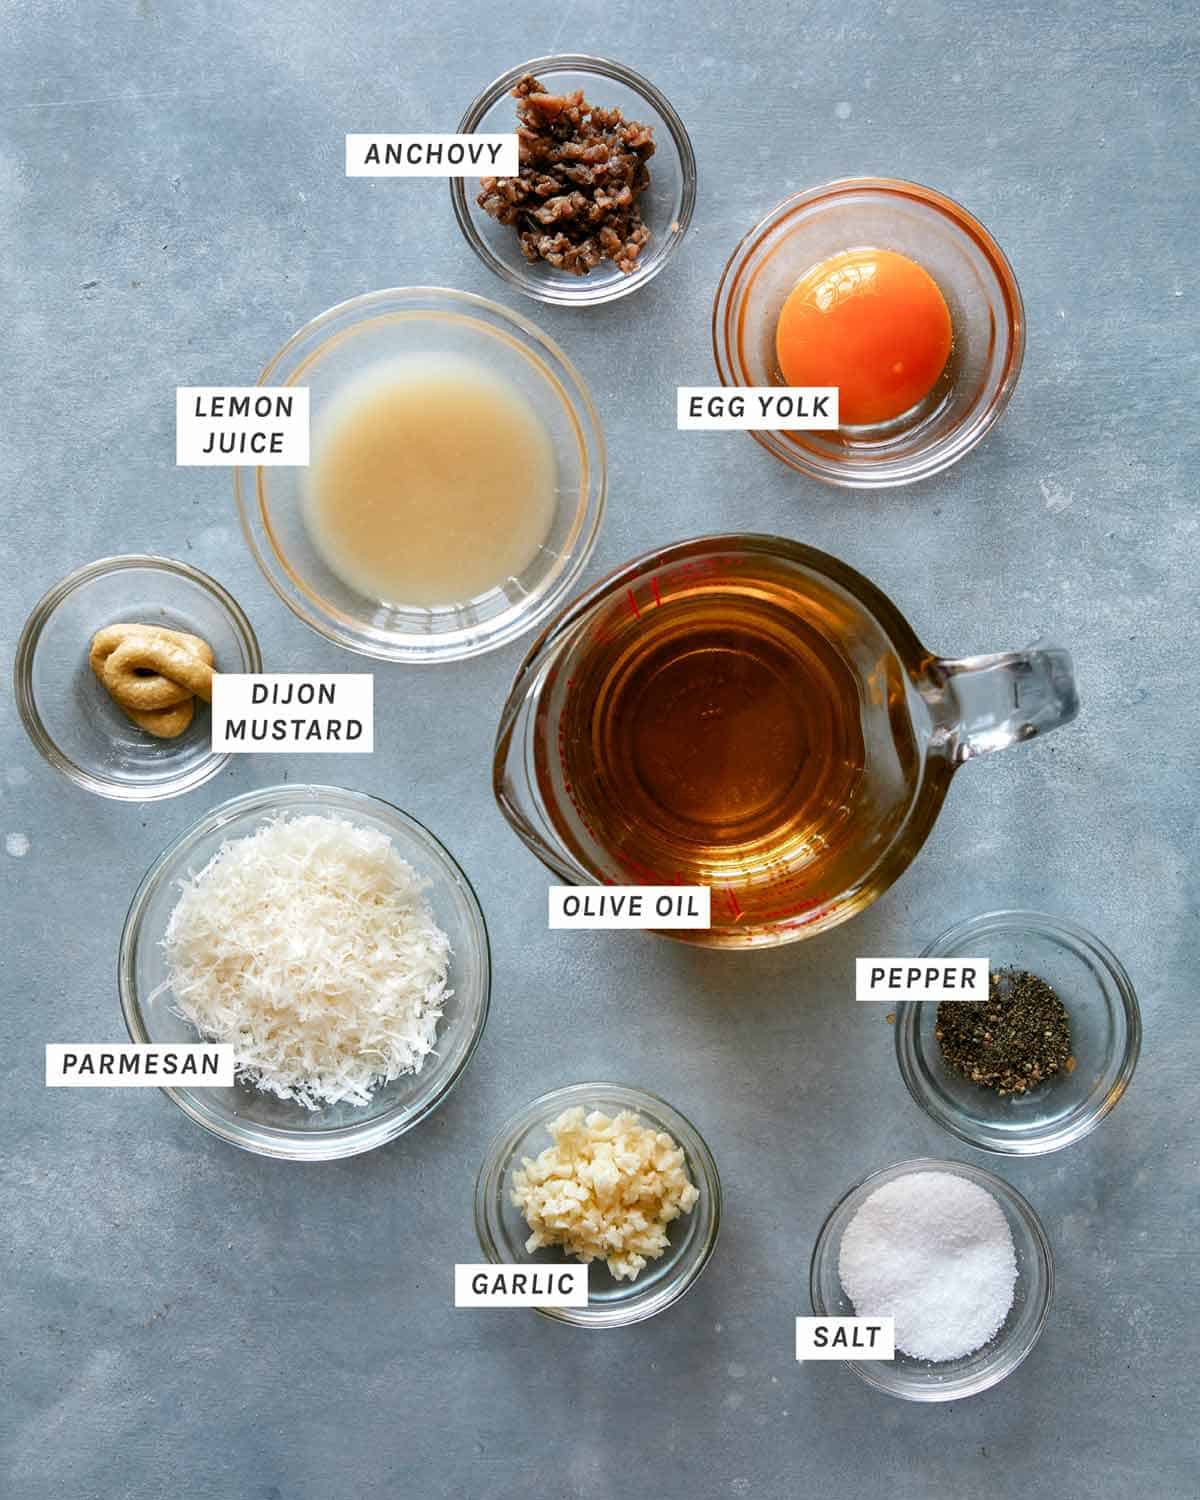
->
left=548, top=886, right=711, bottom=930
left=176, top=386, right=309, bottom=466
left=211, top=674, right=373, bottom=753
left=46, top=1044, right=234, bottom=1087
left=677, top=387, right=840, bottom=430
left=346, top=133, right=519, bottom=177
left=855, top=957, right=989, bottom=1002
left=796, top=1317, right=895, bottom=1360
left=454, top=1264, right=589, bottom=1308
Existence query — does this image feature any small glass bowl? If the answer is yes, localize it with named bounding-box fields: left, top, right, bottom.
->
left=810, top=1157, right=1053, bottom=1402
left=475, top=1082, right=721, bottom=1327
left=13, top=555, right=261, bottom=801
left=235, top=287, right=606, bottom=662
left=895, top=910, right=1141, bottom=1155
left=712, top=178, right=1024, bottom=487
left=452, top=55, right=696, bottom=307
left=119, top=785, right=491, bottom=1159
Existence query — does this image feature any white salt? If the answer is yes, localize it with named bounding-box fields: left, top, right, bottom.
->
left=838, top=1170, right=1017, bottom=1362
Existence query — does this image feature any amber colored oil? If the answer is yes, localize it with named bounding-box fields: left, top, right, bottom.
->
left=542, top=560, right=923, bottom=935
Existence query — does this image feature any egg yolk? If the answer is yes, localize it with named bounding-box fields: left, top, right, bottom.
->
left=774, top=249, right=953, bottom=427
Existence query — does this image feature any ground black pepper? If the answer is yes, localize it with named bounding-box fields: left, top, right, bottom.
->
left=935, top=968, right=1075, bottom=1096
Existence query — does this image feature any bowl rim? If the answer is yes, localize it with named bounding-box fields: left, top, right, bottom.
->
left=451, top=53, right=697, bottom=307
left=234, top=285, right=607, bottom=663
left=711, top=175, right=1026, bottom=488
left=12, top=553, right=261, bottom=802
left=118, top=782, right=492, bottom=1159
left=474, top=1080, right=722, bottom=1327
left=894, top=909, right=1142, bottom=1156
left=809, top=1155, right=1054, bottom=1401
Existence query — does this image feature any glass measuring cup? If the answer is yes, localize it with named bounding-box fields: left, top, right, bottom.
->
left=493, top=535, right=1079, bottom=949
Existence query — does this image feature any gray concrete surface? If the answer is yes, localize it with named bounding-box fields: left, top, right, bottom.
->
left=3, top=2, right=1197, bottom=1496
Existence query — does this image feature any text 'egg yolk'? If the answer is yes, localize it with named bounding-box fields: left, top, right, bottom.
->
left=775, top=248, right=953, bottom=427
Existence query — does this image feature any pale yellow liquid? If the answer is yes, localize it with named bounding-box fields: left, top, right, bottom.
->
left=305, top=354, right=557, bottom=608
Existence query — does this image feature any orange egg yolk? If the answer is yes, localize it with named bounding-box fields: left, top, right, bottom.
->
left=774, top=248, right=953, bottom=427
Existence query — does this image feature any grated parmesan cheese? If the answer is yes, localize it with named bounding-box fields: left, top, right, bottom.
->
left=157, top=813, right=451, bottom=1109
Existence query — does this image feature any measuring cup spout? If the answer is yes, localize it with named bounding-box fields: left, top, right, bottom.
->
left=493, top=651, right=583, bottom=883
left=927, top=641, right=1079, bottom=764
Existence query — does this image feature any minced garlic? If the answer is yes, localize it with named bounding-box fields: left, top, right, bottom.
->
left=510, top=1106, right=700, bottom=1282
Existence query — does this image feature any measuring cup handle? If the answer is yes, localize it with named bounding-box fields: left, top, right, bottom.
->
left=930, top=641, right=1079, bottom=764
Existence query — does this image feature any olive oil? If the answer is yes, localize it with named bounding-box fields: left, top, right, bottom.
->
left=541, top=556, right=923, bottom=933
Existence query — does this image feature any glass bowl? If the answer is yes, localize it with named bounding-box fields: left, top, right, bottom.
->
left=475, top=1082, right=721, bottom=1327
left=810, top=1157, right=1053, bottom=1402
left=712, top=178, right=1024, bottom=487
left=119, top=784, right=491, bottom=1159
left=13, top=555, right=261, bottom=801
left=235, top=287, right=606, bottom=662
left=895, top=910, right=1141, bottom=1155
left=451, top=55, right=696, bottom=307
